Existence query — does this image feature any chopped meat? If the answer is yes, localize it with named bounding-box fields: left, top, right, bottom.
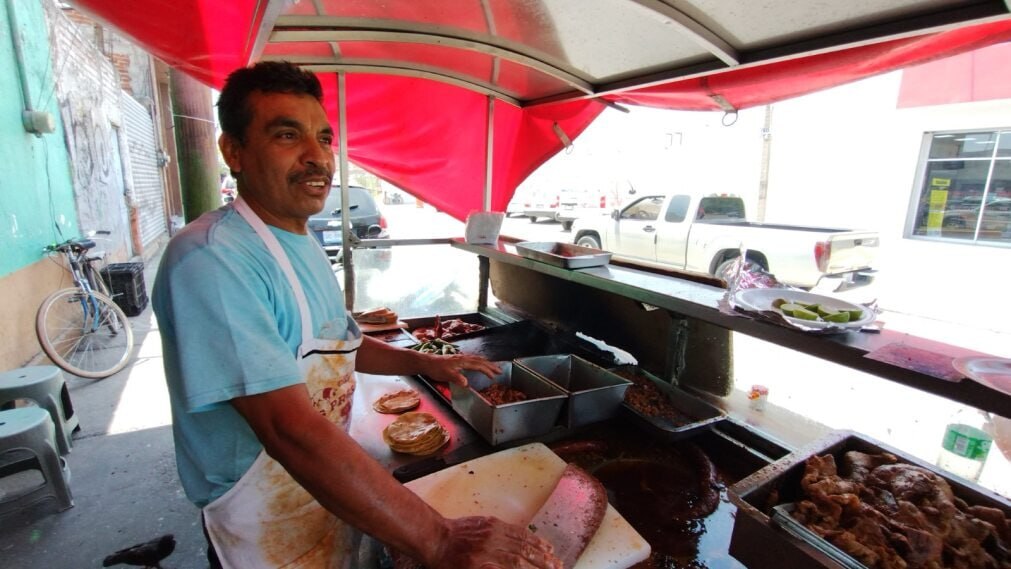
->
left=789, top=451, right=1011, bottom=569
left=478, top=383, right=527, bottom=405
left=612, top=368, right=696, bottom=426
left=844, top=450, right=899, bottom=483
left=412, top=318, right=485, bottom=341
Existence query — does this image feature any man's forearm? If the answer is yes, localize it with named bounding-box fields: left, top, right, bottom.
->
left=354, top=335, right=430, bottom=375
left=232, top=387, right=447, bottom=565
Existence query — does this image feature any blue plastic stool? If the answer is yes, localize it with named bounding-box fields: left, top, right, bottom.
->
left=0, top=407, right=74, bottom=517
left=0, top=366, right=78, bottom=455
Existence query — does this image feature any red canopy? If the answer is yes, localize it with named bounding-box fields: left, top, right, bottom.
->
left=71, top=0, right=1011, bottom=221
left=318, top=74, right=604, bottom=217
left=607, top=19, right=1011, bottom=112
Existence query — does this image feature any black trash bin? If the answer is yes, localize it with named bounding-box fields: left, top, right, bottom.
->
left=100, top=262, right=148, bottom=317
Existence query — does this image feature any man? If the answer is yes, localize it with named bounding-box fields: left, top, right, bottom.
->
left=153, top=61, right=560, bottom=569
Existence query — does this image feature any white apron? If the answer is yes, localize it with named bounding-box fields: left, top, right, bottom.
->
left=203, top=198, right=363, bottom=568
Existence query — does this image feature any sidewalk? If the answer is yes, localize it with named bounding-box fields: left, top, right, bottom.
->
left=0, top=247, right=210, bottom=569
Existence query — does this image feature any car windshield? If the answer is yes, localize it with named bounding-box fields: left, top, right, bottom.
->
left=320, top=186, right=377, bottom=216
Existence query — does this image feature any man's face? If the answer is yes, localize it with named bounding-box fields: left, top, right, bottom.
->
left=219, top=91, right=334, bottom=233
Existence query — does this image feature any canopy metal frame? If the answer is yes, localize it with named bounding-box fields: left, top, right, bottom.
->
left=255, top=1, right=1011, bottom=109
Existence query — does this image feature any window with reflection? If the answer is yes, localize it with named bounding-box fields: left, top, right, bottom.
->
left=912, top=130, right=1011, bottom=244
left=620, top=196, right=664, bottom=221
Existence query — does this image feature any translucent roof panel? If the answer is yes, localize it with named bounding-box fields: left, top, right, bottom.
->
left=263, top=38, right=580, bottom=100
left=684, top=0, right=966, bottom=49
left=295, top=0, right=713, bottom=82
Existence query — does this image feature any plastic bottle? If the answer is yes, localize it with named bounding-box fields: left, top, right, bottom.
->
left=936, top=408, right=993, bottom=482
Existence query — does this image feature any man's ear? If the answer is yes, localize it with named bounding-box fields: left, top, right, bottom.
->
left=219, top=133, right=242, bottom=174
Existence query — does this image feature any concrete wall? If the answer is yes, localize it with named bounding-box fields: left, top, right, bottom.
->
left=44, top=0, right=132, bottom=260
left=0, top=0, right=77, bottom=276
left=0, top=0, right=80, bottom=369
left=0, top=0, right=159, bottom=370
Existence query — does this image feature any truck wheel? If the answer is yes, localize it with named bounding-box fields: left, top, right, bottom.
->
left=528, top=216, right=537, bottom=223
left=576, top=234, right=601, bottom=249
left=715, top=257, right=739, bottom=281
left=561, top=220, right=573, bottom=232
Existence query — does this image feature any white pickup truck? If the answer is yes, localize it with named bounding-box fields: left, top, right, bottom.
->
left=571, top=193, right=878, bottom=290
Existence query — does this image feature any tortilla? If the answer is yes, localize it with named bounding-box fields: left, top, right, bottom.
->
left=373, top=389, right=421, bottom=414
left=383, top=412, right=450, bottom=455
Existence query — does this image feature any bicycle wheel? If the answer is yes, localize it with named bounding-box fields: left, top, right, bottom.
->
left=36, top=288, right=135, bottom=379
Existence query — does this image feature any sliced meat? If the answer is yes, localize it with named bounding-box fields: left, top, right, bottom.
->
left=527, top=463, right=608, bottom=569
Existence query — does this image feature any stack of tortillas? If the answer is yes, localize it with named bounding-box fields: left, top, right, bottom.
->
left=354, top=307, right=398, bottom=325
left=372, top=389, right=421, bottom=414
left=382, top=412, right=449, bottom=456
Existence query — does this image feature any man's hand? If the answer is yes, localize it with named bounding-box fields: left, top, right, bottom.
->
left=419, top=353, right=500, bottom=387
left=427, top=516, right=562, bottom=569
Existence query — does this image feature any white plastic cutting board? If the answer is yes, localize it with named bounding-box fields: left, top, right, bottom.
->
left=404, top=443, right=651, bottom=569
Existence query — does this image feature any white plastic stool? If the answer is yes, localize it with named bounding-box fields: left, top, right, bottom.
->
left=0, top=407, right=74, bottom=516
left=0, top=366, right=78, bottom=455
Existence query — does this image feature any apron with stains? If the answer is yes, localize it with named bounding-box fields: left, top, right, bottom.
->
left=203, top=198, right=363, bottom=569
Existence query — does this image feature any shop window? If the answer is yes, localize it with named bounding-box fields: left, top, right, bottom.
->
left=911, top=129, right=1011, bottom=244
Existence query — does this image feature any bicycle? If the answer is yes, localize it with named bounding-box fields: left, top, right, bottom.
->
left=35, top=234, right=135, bottom=379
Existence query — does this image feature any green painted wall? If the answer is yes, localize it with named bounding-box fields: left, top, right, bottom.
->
left=0, top=0, right=77, bottom=277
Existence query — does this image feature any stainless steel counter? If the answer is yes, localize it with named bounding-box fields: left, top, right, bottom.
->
left=349, top=372, right=482, bottom=471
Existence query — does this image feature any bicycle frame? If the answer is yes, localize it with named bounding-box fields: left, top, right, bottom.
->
left=49, top=239, right=108, bottom=333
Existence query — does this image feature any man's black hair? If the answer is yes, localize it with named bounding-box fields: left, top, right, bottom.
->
left=217, top=61, right=324, bottom=144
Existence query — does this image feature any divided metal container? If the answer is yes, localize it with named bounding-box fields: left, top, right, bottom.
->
left=514, top=355, right=632, bottom=428
left=450, top=362, right=567, bottom=446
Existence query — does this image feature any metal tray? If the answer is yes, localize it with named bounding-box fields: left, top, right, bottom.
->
left=450, top=362, right=567, bottom=446
left=413, top=320, right=617, bottom=407
left=515, top=355, right=631, bottom=428
left=729, top=430, right=1011, bottom=569
left=514, top=241, right=612, bottom=269
left=771, top=504, right=866, bottom=569
left=610, top=365, right=726, bottom=441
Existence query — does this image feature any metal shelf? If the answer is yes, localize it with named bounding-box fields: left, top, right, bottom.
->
left=453, top=239, right=1010, bottom=418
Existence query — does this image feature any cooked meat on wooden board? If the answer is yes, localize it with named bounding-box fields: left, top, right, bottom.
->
left=527, top=463, right=609, bottom=569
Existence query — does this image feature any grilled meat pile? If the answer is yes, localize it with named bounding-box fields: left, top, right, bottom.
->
left=412, top=316, right=484, bottom=341
left=478, top=383, right=527, bottom=405
left=612, top=368, right=695, bottom=426
left=791, top=451, right=1011, bottom=568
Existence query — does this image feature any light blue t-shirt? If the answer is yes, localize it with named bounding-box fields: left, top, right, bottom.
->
left=152, top=205, right=348, bottom=507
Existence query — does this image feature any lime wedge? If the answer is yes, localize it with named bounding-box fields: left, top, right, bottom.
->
left=815, top=305, right=838, bottom=318
left=790, top=307, right=820, bottom=321
left=824, top=311, right=851, bottom=323
left=779, top=303, right=805, bottom=317
left=847, top=309, right=864, bottom=320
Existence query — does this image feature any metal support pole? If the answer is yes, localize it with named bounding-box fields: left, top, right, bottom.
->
left=483, top=95, right=494, bottom=211
left=338, top=72, right=355, bottom=310
left=478, top=256, right=490, bottom=311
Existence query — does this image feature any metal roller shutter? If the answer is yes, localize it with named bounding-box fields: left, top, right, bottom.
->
left=120, top=91, right=167, bottom=250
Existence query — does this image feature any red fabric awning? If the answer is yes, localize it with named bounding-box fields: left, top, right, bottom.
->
left=319, top=74, right=605, bottom=218
left=606, top=19, right=1011, bottom=112
left=69, top=0, right=1011, bottom=220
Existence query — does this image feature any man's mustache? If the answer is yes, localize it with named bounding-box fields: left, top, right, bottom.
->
left=289, top=167, right=332, bottom=184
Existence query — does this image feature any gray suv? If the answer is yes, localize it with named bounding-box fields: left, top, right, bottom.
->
left=308, top=185, right=389, bottom=260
